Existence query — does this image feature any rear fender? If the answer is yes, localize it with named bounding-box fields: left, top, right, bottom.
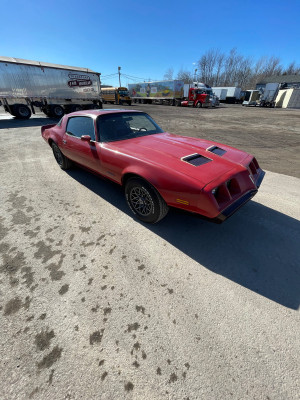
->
left=41, top=124, right=58, bottom=145
left=41, top=124, right=56, bottom=135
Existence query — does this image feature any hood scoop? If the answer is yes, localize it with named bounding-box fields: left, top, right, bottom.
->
left=207, top=146, right=226, bottom=156
left=182, top=153, right=212, bottom=166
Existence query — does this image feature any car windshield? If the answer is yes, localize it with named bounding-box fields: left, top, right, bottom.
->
left=118, top=90, right=129, bottom=96
left=97, top=112, right=164, bottom=142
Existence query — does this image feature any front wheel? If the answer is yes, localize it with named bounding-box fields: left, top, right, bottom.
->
left=52, top=143, right=72, bottom=170
left=125, top=178, right=168, bottom=223
left=196, top=102, right=202, bottom=108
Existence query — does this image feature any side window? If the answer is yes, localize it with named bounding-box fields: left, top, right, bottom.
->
left=66, top=117, right=95, bottom=141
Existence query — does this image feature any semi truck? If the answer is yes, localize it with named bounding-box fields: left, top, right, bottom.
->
left=128, top=80, right=215, bottom=107
left=0, top=56, right=103, bottom=119
left=101, top=86, right=132, bottom=105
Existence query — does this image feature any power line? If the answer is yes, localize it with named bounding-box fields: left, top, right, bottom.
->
left=100, top=73, right=119, bottom=78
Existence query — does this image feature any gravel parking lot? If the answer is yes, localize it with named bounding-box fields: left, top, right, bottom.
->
left=0, top=104, right=299, bottom=400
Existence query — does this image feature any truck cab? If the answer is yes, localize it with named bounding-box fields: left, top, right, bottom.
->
left=181, top=86, right=210, bottom=108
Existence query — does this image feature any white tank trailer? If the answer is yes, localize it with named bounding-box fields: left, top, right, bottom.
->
left=0, top=56, right=103, bottom=119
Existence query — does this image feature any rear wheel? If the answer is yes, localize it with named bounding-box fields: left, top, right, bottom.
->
left=50, top=105, right=64, bottom=119
left=52, top=143, right=72, bottom=170
left=13, top=104, right=31, bottom=119
left=125, top=178, right=168, bottom=223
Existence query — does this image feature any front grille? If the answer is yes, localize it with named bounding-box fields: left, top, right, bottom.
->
left=212, top=178, right=241, bottom=205
left=208, top=146, right=226, bottom=156
left=182, top=153, right=212, bottom=166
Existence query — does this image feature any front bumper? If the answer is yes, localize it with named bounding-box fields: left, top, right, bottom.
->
left=212, top=169, right=265, bottom=223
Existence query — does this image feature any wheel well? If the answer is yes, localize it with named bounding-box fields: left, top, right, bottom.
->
left=48, top=138, right=54, bottom=147
left=121, top=173, right=164, bottom=199
left=122, top=173, right=145, bottom=186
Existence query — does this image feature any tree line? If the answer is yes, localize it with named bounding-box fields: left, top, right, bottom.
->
left=164, top=48, right=300, bottom=89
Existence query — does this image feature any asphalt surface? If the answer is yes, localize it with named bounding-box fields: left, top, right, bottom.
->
left=0, top=107, right=299, bottom=400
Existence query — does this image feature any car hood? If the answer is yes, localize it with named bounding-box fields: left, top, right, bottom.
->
left=109, top=132, right=250, bottom=187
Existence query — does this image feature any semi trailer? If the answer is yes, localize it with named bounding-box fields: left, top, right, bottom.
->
left=242, top=90, right=261, bottom=106
left=211, top=86, right=242, bottom=103
left=128, top=80, right=216, bottom=107
left=0, top=56, right=103, bottom=119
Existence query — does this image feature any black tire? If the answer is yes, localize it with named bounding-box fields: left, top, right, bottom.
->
left=52, top=143, right=72, bottom=170
left=196, top=102, right=202, bottom=108
left=13, top=104, right=31, bottom=119
left=125, top=178, right=168, bottom=223
left=50, top=105, right=64, bottom=119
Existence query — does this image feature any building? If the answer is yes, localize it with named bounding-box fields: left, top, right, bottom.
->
left=256, top=75, right=300, bottom=91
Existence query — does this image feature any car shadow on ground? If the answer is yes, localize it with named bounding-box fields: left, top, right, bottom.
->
left=66, top=167, right=300, bottom=310
left=0, top=116, right=56, bottom=129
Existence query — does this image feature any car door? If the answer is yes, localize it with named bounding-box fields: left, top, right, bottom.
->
left=62, top=116, right=102, bottom=172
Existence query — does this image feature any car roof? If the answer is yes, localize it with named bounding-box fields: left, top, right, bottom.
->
left=65, top=109, right=144, bottom=118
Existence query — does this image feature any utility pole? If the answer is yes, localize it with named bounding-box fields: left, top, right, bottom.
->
left=118, top=66, right=121, bottom=87
left=194, top=68, right=198, bottom=82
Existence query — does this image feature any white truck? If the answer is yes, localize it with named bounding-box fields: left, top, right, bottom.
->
left=0, top=56, right=103, bottom=119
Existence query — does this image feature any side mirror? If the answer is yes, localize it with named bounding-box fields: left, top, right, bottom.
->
left=81, top=135, right=91, bottom=142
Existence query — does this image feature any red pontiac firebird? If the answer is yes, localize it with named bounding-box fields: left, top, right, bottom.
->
left=41, top=109, right=265, bottom=224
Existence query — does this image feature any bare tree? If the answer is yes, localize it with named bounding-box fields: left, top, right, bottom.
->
left=163, top=68, right=174, bottom=80
left=176, top=69, right=193, bottom=83
left=173, top=49, right=298, bottom=89
left=214, top=52, right=225, bottom=86
left=282, top=61, right=300, bottom=75
left=197, top=49, right=224, bottom=86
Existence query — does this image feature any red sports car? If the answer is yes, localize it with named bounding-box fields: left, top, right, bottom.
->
left=41, top=109, right=264, bottom=223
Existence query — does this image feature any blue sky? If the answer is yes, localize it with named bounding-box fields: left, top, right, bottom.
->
left=1, top=0, right=299, bottom=86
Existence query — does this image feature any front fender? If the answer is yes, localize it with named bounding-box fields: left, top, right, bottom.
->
left=121, top=163, right=203, bottom=209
